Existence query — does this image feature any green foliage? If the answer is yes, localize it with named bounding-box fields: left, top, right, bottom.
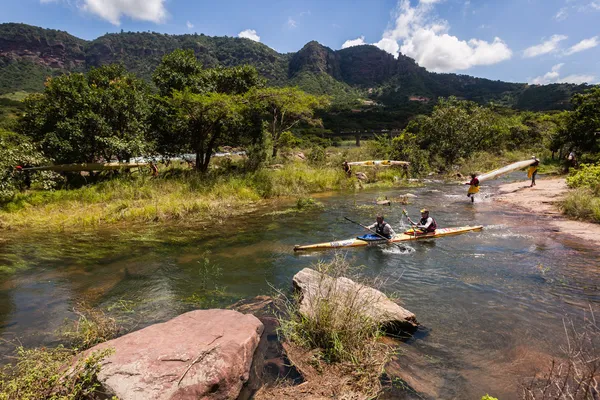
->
left=566, top=163, right=600, bottom=194
left=0, top=346, right=113, bottom=400
left=566, top=87, right=600, bottom=154
left=481, top=395, right=499, bottom=400
left=60, top=303, right=120, bottom=351
left=247, top=86, right=329, bottom=157
left=18, top=64, right=152, bottom=163
left=0, top=130, right=48, bottom=202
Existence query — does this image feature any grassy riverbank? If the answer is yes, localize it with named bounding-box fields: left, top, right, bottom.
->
left=562, top=164, right=600, bottom=223
left=0, top=162, right=404, bottom=230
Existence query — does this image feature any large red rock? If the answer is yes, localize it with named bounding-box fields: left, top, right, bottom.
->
left=86, top=309, right=264, bottom=400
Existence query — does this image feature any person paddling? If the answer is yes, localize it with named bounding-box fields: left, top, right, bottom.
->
left=407, top=209, right=437, bottom=234
left=528, top=156, right=539, bottom=187
left=465, top=173, right=480, bottom=203
left=367, top=214, right=396, bottom=239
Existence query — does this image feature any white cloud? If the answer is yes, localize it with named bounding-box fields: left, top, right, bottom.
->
left=186, top=21, right=194, bottom=30
left=341, top=36, right=366, bottom=49
left=77, top=0, right=167, bottom=25
left=238, top=29, right=260, bottom=42
left=530, top=63, right=595, bottom=85
left=591, top=1, right=600, bottom=10
left=287, top=17, right=297, bottom=29
left=554, top=7, right=568, bottom=20
left=523, top=34, right=568, bottom=58
left=339, top=0, right=511, bottom=72
left=564, top=36, right=599, bottom=55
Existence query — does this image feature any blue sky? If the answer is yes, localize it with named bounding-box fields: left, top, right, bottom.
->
left=2, top=0, right=599, bottom=84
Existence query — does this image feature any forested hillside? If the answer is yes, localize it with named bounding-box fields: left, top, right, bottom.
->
left=0, top=23, right=594, bottom=123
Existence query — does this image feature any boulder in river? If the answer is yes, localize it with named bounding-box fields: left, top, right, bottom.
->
left=83, top=309, right=263, bottom=400
left=292, top=268, right=418, bottom=334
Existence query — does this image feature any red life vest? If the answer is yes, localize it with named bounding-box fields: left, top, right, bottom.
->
left=419, top=217, right=437, bottom=232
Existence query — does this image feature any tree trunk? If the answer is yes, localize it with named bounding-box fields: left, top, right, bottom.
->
left=272, top=144, right=278, bottom=158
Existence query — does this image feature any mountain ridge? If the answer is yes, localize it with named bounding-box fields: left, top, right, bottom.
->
left=0, top=22, right=593, bottom=116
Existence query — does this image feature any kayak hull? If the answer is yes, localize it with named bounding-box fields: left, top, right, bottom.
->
left=294, top=226, right=483, bottom=251
left=477, top=160, right=536, bottom=183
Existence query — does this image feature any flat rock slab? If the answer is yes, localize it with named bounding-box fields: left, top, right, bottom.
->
left=293, top=268, right=418, bottom=334
left=85, top=309, right=263, bottom=400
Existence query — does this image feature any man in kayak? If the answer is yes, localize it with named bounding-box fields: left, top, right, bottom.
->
left=407, top=209, right=437, bottom=234
left=367, top=214, right=396, bottom=239
left=465, top=173, right=479, bottom=203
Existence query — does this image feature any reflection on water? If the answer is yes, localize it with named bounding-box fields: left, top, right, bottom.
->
left=1, top=176, right=599, bottom=399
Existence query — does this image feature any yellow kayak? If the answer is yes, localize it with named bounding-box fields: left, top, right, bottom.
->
left=294, top=226, right=483, bottom=251
left=347, top=160, right=409, bottom=167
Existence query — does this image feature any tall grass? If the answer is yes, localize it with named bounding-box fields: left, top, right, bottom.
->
left=276, top=255, right=393, bottom=397
left=562, top=164, right=600, bottom=223
left=0, top=163, right=355, bottom=230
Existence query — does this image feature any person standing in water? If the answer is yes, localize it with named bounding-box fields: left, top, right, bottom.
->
left=528, top=156, right=540, bottom=187
left=465, top=173, right=480, bottom=203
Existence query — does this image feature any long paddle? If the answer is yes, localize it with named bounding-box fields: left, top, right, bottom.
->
left=402, top=209, right=418, bottom=239
left=343, top=216, right=407, bottom=250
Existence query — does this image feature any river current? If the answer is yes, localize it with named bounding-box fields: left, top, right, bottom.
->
left=0, top=174, right=598, bottom=399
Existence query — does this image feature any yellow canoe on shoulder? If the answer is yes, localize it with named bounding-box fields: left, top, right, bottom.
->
left=293, top=225, right=484, bottom=251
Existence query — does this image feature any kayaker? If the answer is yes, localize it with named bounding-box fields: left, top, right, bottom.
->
left=465, top=173, right=479, bottom=203
left=528, top=156, right=539, bottom=187
left=407, top=209, right=437, bottom=234
left=367, top=214, right=396, bottom=239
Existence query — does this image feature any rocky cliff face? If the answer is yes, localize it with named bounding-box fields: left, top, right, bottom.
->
left=0, top=23, right=85, bottom=70
left=0, top=23, right=590, bottom=110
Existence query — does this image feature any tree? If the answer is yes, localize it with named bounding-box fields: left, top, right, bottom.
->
left=566, top=87, right=600, bottom=154
left=246, top=87, right=329, bottom=157
left=19, top=65, right=151, bottom=164
left=169, top=90, right=242, bottom=172
left=152, top=50, right=264, bottom=170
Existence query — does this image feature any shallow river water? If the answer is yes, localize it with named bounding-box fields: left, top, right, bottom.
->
left=1, top=174, right=599, bottom=399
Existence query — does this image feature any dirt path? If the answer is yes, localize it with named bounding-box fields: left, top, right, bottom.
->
left=496, top=177, right=600, bottom=246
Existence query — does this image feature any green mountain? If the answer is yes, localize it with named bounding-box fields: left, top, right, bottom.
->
left=0, top=23, right=593, bottom=123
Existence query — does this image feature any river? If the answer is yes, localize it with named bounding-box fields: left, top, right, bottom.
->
left=0, top=174, right=598, bottom=399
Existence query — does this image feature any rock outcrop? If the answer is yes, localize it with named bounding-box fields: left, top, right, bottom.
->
left=84, top=309, right=263, bottom=400
left=292, top=268, right=418, bottom=334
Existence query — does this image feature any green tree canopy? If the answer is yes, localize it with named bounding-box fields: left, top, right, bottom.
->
left=18, top=64, right=151, bottom=164
left=567, top=87, right=600, bottom=154
left=246, top=87, right=329, bottom=157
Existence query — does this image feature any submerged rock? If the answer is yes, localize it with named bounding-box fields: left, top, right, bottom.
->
left=292, top=268, right=418, bottom=334
left=84, top=309, right=263, bottom=400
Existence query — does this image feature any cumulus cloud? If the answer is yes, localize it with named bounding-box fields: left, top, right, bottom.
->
left=339, top=0, right=511, bottom=72
left=78, top=0, right=167, bottom=25
left=530, top=63, right=595, bottom=85
left=564, top=36, right=599, bottom=55
left=238, top=29, right=260, bottom=42
left=341, top=36, right=366, bottom=49
left=523, top=35, right=568, bottom=58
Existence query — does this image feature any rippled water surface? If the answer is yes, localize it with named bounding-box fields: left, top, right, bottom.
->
left=1, top=176, right=599, bottom=399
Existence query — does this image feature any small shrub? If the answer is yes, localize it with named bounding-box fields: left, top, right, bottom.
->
left=60, top=302, right=119, bottom=351
left=276, top=255, right=392, bottom=396
left=0, top=346, right=113, bottom=400
left=562, top=188, right=600, bottom=223
left=566, top=163, right=600, bottom=195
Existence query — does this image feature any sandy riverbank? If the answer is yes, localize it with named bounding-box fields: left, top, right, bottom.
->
left=496, top=177, right=600, bottom=246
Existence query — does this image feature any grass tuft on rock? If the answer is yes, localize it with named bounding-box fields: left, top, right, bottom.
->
left=276, top=255, right=393, bottom=397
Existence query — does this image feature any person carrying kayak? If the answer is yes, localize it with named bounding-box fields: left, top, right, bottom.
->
left=528, top=156, right=539, bottom=187
left=406, top=208, right=437, bottom=234
left=367, top=214, right=396, bottom=239
left=465, top=173, right=479, bottom=203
